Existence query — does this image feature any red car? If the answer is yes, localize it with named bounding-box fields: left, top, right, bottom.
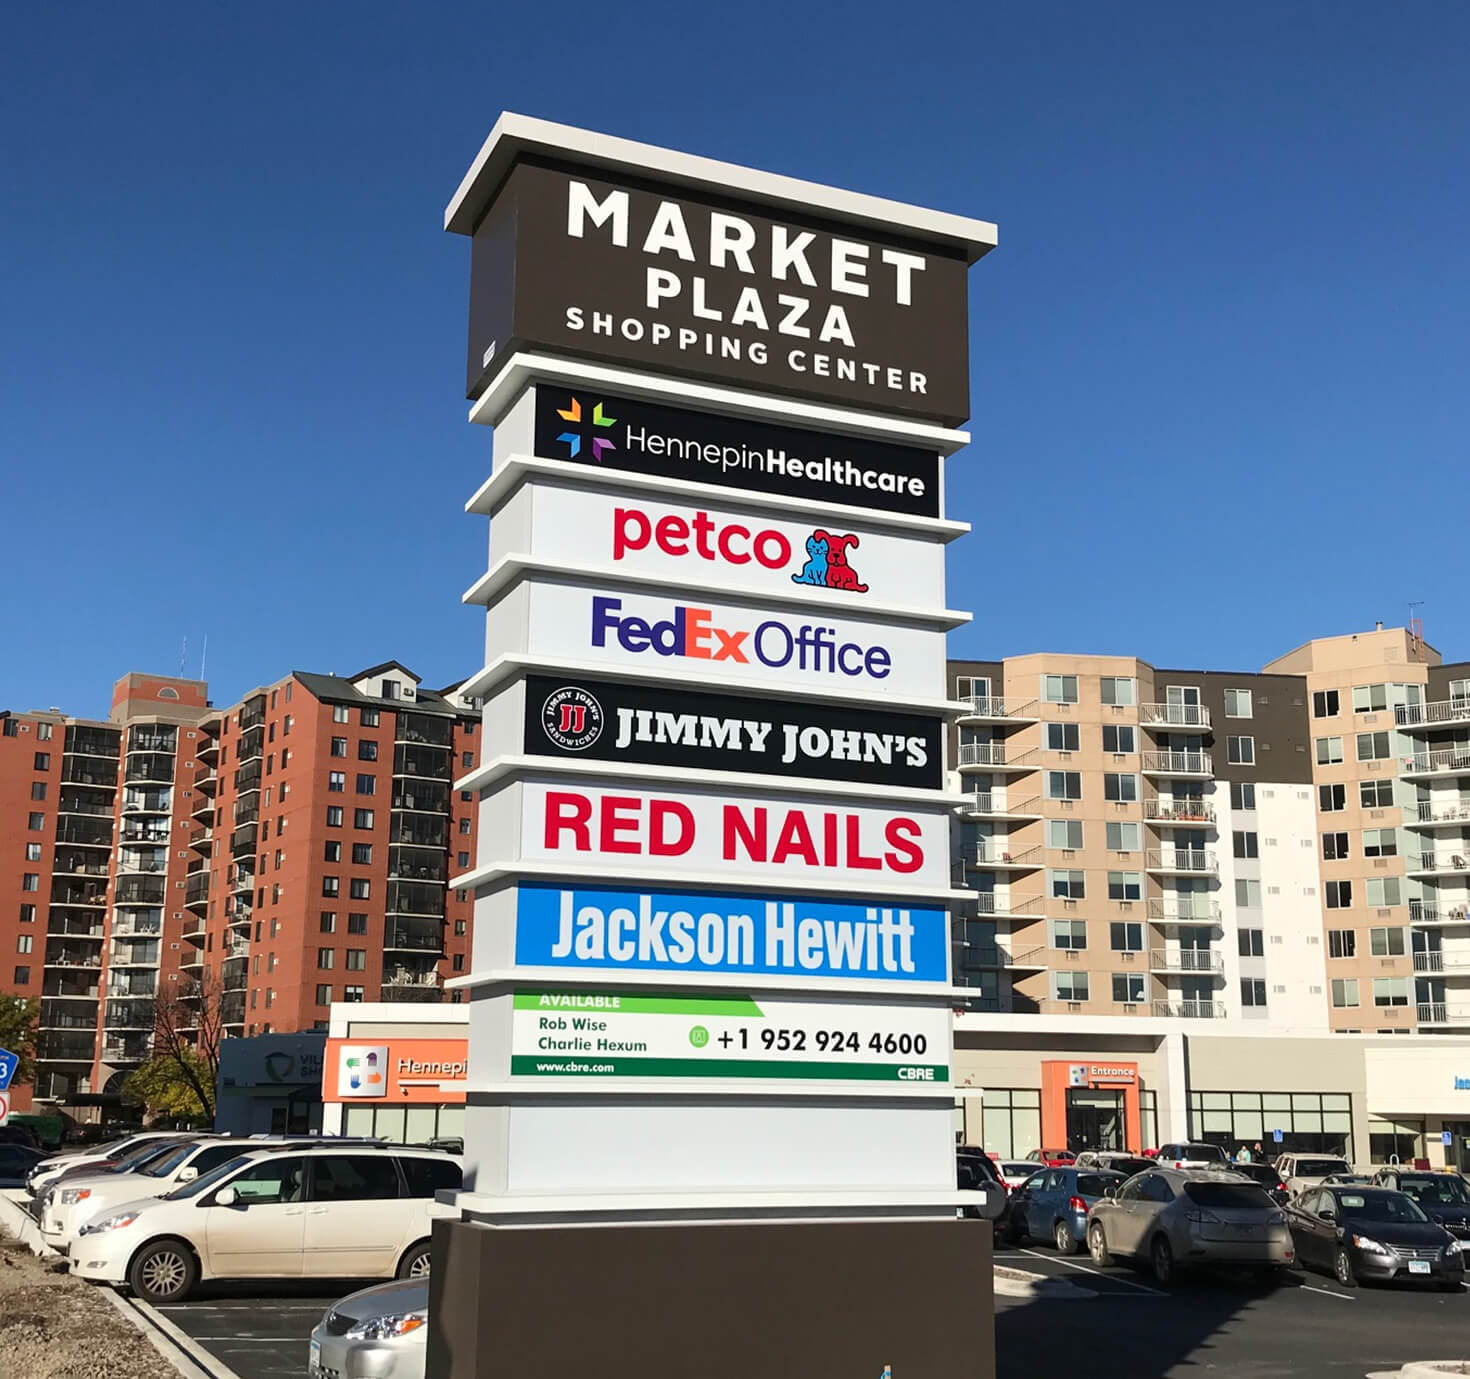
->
left=1025, top=1148, right=1077, bottom=1167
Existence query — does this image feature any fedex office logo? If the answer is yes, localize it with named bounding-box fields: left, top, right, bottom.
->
left=591, top=595, right=891, bottom=680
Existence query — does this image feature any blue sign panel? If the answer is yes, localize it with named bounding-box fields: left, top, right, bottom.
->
left=514, top=883, right=949, bottom=984
left=0, top=1048, right=19, bottom=1092
left=1272, top=1128, right=1283, bottom=1144
left=1445, top=1130, right=1456, bottom=1147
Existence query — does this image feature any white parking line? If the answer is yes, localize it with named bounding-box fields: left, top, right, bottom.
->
left=1018, top=1248, right=1169, bottom=1296
left=1298, top=1284, right=1354, bottom=1301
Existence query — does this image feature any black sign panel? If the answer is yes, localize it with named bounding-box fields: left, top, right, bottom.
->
left=523, top=674, right=943, bottom=790
left=466, top=160, right=974, bottom=425
left=530, top=385, right=940, bottom=519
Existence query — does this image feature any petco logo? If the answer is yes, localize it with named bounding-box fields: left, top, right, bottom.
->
left=590, top=595, right=891, bottom=680
left=611, top=506, right=868, bottom=595
left=556, top=396, right=617, bottom=461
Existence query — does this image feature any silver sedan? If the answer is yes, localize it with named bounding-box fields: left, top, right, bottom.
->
left=310, top=1278, right=428, bottom=1379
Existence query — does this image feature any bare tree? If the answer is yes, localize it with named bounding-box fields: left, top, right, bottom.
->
left=149, top=971, right=224, bottom=1117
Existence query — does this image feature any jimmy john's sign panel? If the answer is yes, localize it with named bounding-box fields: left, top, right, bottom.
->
left=464, top=162, right=972, bottom=423
left=519, top=674, right=944, bottom=790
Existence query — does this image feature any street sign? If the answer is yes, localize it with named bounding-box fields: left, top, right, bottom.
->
left=0, top=1090, right=10, bottom=1125
left=1272, top=1128, right=1284, bottom=1143
left=1444, top=1130, right=1455, bottom=1147
left=0, top=1047, right=19, bottom=1092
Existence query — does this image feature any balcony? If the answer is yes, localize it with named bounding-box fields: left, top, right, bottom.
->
left=396, top=714, right=454, bottom=748
left=387, top=851, right=449, bottom=884
left=128, top=730, right=177, bottom=754
left=234, top=762, right=263, bottom=794
left=180, top=950, right=204, bottom=971
left=386, top=880, right=447, bottom=918
left=110, top=941, right=161, bottom=968
left=952, top=941, right=1049, bottom=972
left=1417, top=1003, right=1470, bottom=1026
left=239, top=698, right=267, bottom=732
left=196, top=735, right=220, bottom=765
left=1401, top=748, right=1470, bottom=779
left=236, top=726, right=265, bottom=763
left=1152, top=1000, right=1227, bottom=1019
left=1409, top=901, right=1470, bottom=925
left=56, top=820, right=113, bottom=847
left=960, top=793, right=1044, bottom=821
left=114, top=877, right=166, bottom=906
left=192, top=793, right=215, bottom=823
left=1407, top=852, right=1470, bottom=879
left=122, top=792, right=171, bottom=815
left=101, top=1037, right=152, bottom=1064
left=220, top=991, right=246, bottom=1026
left=1143, top=797, right=1216, bottom=827
left=60, top=760, right=118, bottom=787
left=124, top=753, right=176, bottom=785
left=1404, top=801, right=1470, bottom=829
left=107, top=974, right=157, bottom=999
left=38, top=1006, right=97, bottom=1031
left=116, top=851, right=168, bottom=876
left=120, top=822, right=170, bottom=843
left=52, top=858, right=109, bottom=878
left=969, top=893, right=1046, bottom=920
left=1145, top=849, right=1219, bottom=876
left=35, top=1033, right=99, bottom=1062
left=232, top=868, right=256, bottom=896
left=385, top=924, right=445, bottom=953
left=1412, top=952, right=1470, bottom=973
left=41, top=975, right=99, bottom=999
left=394, top=744, right=453, bottom=780
left=958, top=843, right=1044, bottom=873
left=1140, top=704, right=1213, bottom=731
left=1396, top=700, right=1470, bottom=731
left=185, top=872, right=210, bottom=908
left=47, top=916, right=104, bottom=938
left=58, top=792, right=112, bottom=817
left=221, top=963, right=248, bottom=993
left=956, top=743, right=1039, bottom=772
left=65, top=726, right=120, bottom=758
left=1147, top=898, right=1222, bottom=925
left=1142, top=751, right=1213, bottom=777
left=194, top=826, right=215, bottom=855
left=1149, top=949, right=1224, bottom=973
left=51, top=881, right=107, bottom=908
left=955, top=696, right=1040, bottom=725
left=231, top=822, right=259, bottom=856
left=111, top=916, right=162, bottom=938
left=389, top=815, right=448, bottom=848
left=379, top=975, right=446, bottom=1003
left=43, top=948, right=102, bottom=969
left=104, top=999, right=155, bottom=1029
left=195, top=769, right=218, bottom=797
left=233, top=795, right=261, bottom=826
left=391, top=783, right=450, bottom=814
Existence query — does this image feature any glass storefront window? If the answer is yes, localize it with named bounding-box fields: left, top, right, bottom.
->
left=1368, top=1118, right=1424, bottom=1165
left=972, top=1088, right=1042, bottom=1159
left=336, top=1103, right=463, bottom=1144
left=1140, top=1090, right=1158, bottom=1151
left=1190, top=1091, right=1354, bottom=1161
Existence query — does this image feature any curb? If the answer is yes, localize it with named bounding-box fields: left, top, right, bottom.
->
left=994, top=1264, right=1096, bottom=1300
left=0, top=1189, right=57, bottom=1259
left=102, top=1289, right=248, bottom=1379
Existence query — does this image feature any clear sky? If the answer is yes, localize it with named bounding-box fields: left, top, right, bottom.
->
left=3, top=3, right=1467, bottom=717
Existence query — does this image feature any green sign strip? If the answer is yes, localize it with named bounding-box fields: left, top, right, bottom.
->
left=512, top=992, right=764, bottom=1016
left=510, top=1055, right=948, bottom=1082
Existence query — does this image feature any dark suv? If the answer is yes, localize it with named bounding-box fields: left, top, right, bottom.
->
left=1370, top=1170, right=1470, bottom=1239
left=956, top=1147, right=1007, bottom=1221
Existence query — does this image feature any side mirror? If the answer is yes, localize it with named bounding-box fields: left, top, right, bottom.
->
left=177, top=1166, right=198, bottom=1184
left=1317, top=1208, right=1336, bottom=1222
left=215, top=1186, right=238, bottom=1207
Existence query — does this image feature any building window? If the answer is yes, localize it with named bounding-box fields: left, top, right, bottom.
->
left=1327, top=929, right=1355, bottom=958
left=322, top=876, right=340, bottom=897
left=1363, top=828, right=1397, bottom=858
left=324, top=841, right=342, bottom=862
left=1113, top=973, right=1145, bottom=1003
left=333, top=705, right=351, bottom=723
left=348, top=913, right=368, bottom=934
left=1315, top=737, right=1344, bottom=765
left=1360, top=780, right=1395, bottom=808
left=1045, top=771, right=1081, bottom=801
left=970, top=1087, right=1042, bottom=1160
left=1043, top=674, right=1079, bottom=704
left=331, top=738, right=348, bottom=758
left=328, top=771, right=346, bottom=793
left=1230, top=781, right=1256, bottom=810
left=454, top=919, right=467, bottom=936
left=1369, top=927, right=1406, bottom=957
left=1356, top=732, right=1391, bottom=761
left=1227, top=735, right=1255, bottom=765
left=21, top=874, right=38, bottom=892
left=1047, top=819, right=1083, bottom=849
left=453, top=954, right=465, bottom=971
left=13, top=966, right=30, bottom=985
left=1372, top=977, right=1409, bottom=1006
left=356, top=774, right=376, bottom=795
left=1050, top=917, right=1087, bottom=949
left=459, top=817, right=472, bottom=835
left=1313, top=689, right=1340, bottom=718
left=1103, top=772, right=1139, bottom=803
left=318, top=948, right=335, bottom=969
left=462, top=751, right=475, bottom=768
left=360, top=708, right=379, bottom=727
left=1234, top=831, right=1259, bottom=859
left=282, top=715, right=293, bottom=736
left=1238, top=928, right=1264, bottom=957
left=456, top=851, right=470, bottom=869
left=1366, top=877, right=1402, bottom=908
left=1224, top=689, right=1253, bottom=719
left=1053, top=971, right=1089, bottom=1001
left=346, top=950, right=366, bottom=971
left=1241, top=978, right=1267, bottom=1007
left=351, top=843, right=372, bottom=865
left=1107, top=871, right=1142, bottom=901
left=1353, top=683, right=1390, bottom=713
left=1101, top=724, right=1135, bottom=754
left=1105, top=822, right=1140, bottom=851
left=326, top=806, right=343, bottom=827
left=359, top=741, right=379, bottom=762
left=344, top=985, right=364, bottom=1002
left=30, top=782, right=45, bottom=801
left=24, top=843, right=41, bottom=862
left=1045, top=722, right=1080, bottom=752
left=27, top=812, right=43, bottom=831
left=33, top=751, right=50, bottom=771
left=1325, top=880, right=1352, bottom=909
left=355, top=809, right=375, bottom=829
left=18, top=905, right=35, bottom=924
left=320, top=911, right=337, bottom=933
left=1100, top=677, right=1135, bottom=706
left=1368, top=1118, right=1424, bottom=1166
left=1319, top=783, right=1346, bottom=812
left=1109, top=921, right=1142, bottom=952
left=1048, top=870, right=1085, bottom=901
left=1331, top=978, right=1359, bottom=1008
left=349, top=878, right=371, bottom=899
left=17, top=935, right=33, bottom=954
left=1322, top=832, right=1349, bottom=860
left=316, top=984, right=332, bottom=1005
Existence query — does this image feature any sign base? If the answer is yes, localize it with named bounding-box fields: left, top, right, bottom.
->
left=427, top=1215, right=994, bottom=1379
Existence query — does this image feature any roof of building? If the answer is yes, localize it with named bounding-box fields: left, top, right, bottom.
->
left=290, top=669, right=472, bottom=720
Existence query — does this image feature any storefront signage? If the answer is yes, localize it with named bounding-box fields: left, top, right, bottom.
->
left=466, top=164, right=973, bottom=423
left=325, top=1038, right=470, bottom=1103
left=513, top=481, right=945, bottom=605
left=523, top=675, right=944, bottom=790
left=512, top=580, right=944, bottom=699
left=513, top=882, right=949, bottom=984
left=529, top=386, right=941, bottom=518
left=519, top=781, right=951, bottom=887
left=1456, top=1076, right=1470, bottom=1091
left=508, top=989, right=950, bottom=1086
left=1068, top=1062, right=1136, bottom=1088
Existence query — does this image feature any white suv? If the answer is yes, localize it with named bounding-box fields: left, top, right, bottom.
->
left=71, top=1144, right=462, bottom=1303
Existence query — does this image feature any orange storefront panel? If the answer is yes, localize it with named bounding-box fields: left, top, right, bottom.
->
left=324, top=1037, right=468, bottom=1103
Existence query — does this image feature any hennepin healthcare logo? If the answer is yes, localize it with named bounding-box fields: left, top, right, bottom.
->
left=541, top=685, right=605, bottom=751
left=556, top=396, right=617, bottom=461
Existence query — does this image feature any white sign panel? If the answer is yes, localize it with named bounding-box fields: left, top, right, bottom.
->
left=518, top=483, right=947, bottom=609
left=510, top=989, right=951, bottom=1088
left=507, top=580, right=945, bottom=699
left=517, top=780, right=953, bottom=889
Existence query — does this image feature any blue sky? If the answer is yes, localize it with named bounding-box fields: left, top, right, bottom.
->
left=3, top=3, right=1467, bottom=717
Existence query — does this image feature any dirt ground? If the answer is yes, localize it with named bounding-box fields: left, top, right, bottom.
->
left=0, top=1232, right=163, bottom=1379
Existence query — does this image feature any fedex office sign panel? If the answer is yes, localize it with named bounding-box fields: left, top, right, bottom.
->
left=524, top=483, right=945, bottom=609
left=522, top=581, right=944, bottom=699
left=521, top=781, right=952, bottom=891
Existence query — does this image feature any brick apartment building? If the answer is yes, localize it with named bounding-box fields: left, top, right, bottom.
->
left=0, top=663, right=478, bottom=1117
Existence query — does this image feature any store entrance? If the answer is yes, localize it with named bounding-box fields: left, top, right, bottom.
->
left=1067, top=1089, right=1124, bottom=1152
left=1446, top=1122, right=1470, bottom=1173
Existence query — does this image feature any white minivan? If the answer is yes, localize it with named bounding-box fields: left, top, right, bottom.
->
left=71, top=1144, right=462, bottom=1303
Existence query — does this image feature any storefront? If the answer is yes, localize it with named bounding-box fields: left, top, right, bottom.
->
left=1365, top=1044, right=1470, bottom=1172
left=215, top=1033, right=326, bottom=1136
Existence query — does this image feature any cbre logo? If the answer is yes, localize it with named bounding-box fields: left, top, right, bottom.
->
left=556, top=396, right=617, bottom=461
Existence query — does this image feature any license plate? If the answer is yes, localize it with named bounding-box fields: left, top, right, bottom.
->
left=309, top=1338, right=321, bottom=1373
left=1408, top=1260, right=1431, bottom=1276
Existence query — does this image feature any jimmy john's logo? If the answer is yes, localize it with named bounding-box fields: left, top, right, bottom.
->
left=541, top=686, right=604, bottom=751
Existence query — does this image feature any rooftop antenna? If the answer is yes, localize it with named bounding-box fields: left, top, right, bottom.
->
left=1408, top=601, right=1425, bottom=659
left=179, top=636, right=188, bottom=677
left=200, top=635, right=208, bottom=683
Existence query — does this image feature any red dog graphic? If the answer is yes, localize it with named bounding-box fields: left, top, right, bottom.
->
left=821, top=532, right=869, bottom=593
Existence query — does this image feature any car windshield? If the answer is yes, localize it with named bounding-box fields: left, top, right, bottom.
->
left=1294, top=1159, right=1351, bottom=1177
left=162, top=1154, right=252, bottom=1200
left=1397, top=1176, right=1470, bottom=1206
left=1183, top=1182, right=1274, bottom=1209
left=1077, top=1173, right=1123, bottom=1198
left=1182, top=1144, right=1227, bottom=1160
left=1336, top=1192, right=1429, bottom=1223
left=107, top=1143, right=178, bottom=1174
left=142, top=1142, right=205, bottom=1179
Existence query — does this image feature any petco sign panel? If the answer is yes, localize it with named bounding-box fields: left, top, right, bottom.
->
left=519, top=781, right=953, bottom=890
left=521, top=484, right=943, bottom=609
left=515, top=581, right=944, bottom=700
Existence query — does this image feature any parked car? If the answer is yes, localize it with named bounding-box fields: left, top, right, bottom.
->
left=1230, top=1162, right=1291, bottom=1205
left=955, top=1148, right=1007, bottom=1221
left=0, top=1123, right=43, bottom=1151
left=1287, top=1185, right=1464, bottom=1290
left=71, top=1144, right=462, bottom=1303
left=30, top=1137, right=192, bottom=1206
left=993, top=1160, right=1041, bottom=1190
left=1086, top=1168, right=1293, bottom=1284
left=1024, top=1148, right=1076, bottom=1167
left=1319, top=1173, right=1373, bottom=1187
left=27, top=1132, right=197, bottom=1198
left=0, top=1144, right=46, bottom=1189
left=1073, top=1151, right=1156, bottom=1178
left=1004, top=1167, right=1125, bottom=1253
left=311, top=1277, right=428, bottom=1379
left=1274, top=1154, right=1354, bottom=1198
left=1154, top=1142, right=1230, bottom=1171
left=1370, top=1170, right=1470, bottom=1239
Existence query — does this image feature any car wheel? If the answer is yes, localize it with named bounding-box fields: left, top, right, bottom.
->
left=1054, top=1220, right=1078, bottom=1256
left=1087, top=1222, right=1112, bottom=1268
left=397, top=1239, right=432, bottom=1279
left=128, top=1238, right=198, bottom=1304
left=1150, top=1236, right=1175, bottom=1286
left=1333, top=1246, right=1357, bottom=1288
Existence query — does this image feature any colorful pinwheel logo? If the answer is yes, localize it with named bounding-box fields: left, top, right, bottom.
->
left=556, top=397, right=617, bottom=461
